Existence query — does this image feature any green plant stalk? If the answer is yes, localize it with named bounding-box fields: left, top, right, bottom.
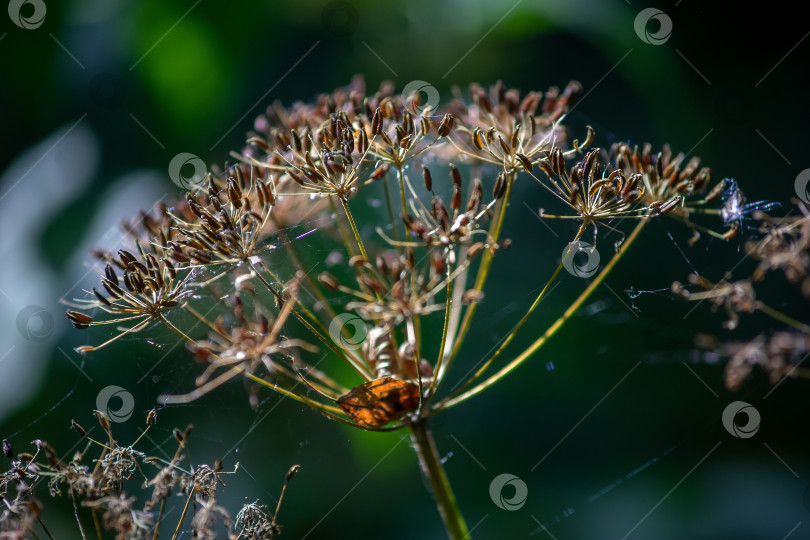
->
left=409, top=419, right=469, bottom=540
left=441, top=218, right=648, bottom=408
left=340, top=197, right=369, bottom=261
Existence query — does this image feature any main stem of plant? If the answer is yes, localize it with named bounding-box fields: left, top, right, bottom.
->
left=409, top=419, right=469, bottom=540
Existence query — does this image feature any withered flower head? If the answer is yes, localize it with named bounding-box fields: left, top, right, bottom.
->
left=64, top=76, right=746, bottom=435
left=672, top=274, right=757, bottom=330
left=166, top=163, right=277, bottom=269
left=66, top=243, right=193, bottom=353
left=445, top=80, right=583, bottom=172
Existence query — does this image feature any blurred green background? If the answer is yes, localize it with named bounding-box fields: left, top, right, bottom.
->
left=1, top=0, right=809, bottom=538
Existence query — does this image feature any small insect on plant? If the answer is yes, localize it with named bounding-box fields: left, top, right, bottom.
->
left=62, top=78, right=741, bottom=539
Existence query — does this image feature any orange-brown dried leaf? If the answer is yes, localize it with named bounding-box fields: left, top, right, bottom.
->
left=337, top=377, right=419, bottom=427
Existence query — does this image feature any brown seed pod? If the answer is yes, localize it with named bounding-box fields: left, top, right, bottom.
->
left=422, top=165, right=433, bottom=192
left=437, top=113, right=454, bottom=137
left=92, top=288, right=111, bottom=307
left=515, top=152, right=532, bottom=172
left=472, top=128, right=486, bottom=150
left=70, top=420, right=86, bottom=437
left=66, top=310, right=93, bottom=329
left=348, top=255, right=369, bottom=268
left=449, top=163, right=462, bottom=189
left=227, top=178, right=243, bottom=209
left=493, top=172, right=507, bottom=200
left=371, top=107, right=383, bottom=136
left=318, top=272, right=340, bottom=291
left=370, top=164, right=389, bottom=181
left=104, top=263, right=119, bottom=285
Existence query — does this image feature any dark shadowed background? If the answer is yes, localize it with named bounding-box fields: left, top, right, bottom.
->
left=1, top=1, right=809, bottom=538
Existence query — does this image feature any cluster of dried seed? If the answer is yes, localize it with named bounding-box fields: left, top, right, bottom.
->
left=672, top=274, right=757, bottom=330
left=720, top=331, right=810, bottom=391
left=66, top=245, right=193, bottom=353
left=532, top=141, right=729, bottom=246
left=673, top=203, right=810, bottom=391
left=745, top=208, right=810, bottom=297
left=182, top=285, right=311, bottom=409
left=1, top=411, right=298, bottom=539
left=535, top=146, right=647, bottom=241
left=65, top=76, right=741, bottom=431
left=445, top=80, right=582, bottom=171
left=169, top=163, right=276, bottom=267
left=320, top=250, right=456, bottom=328
left=397, top=163, right=505, bottom=257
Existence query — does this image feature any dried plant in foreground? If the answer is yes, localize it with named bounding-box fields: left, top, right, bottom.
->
left=674, top=202, right=810, bottom=391
left=1, top=411, right=299, bottom=539
left=64, top=77, right=740, bottom=539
